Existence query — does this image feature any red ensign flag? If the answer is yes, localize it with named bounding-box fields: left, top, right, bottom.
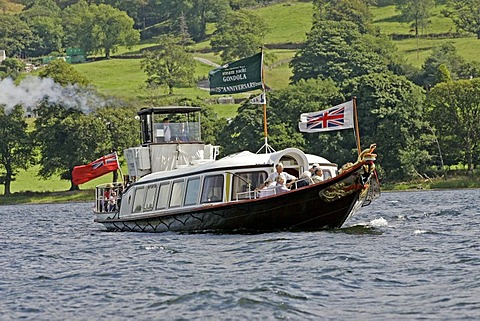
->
left=72, top=153, right=119, bottom=185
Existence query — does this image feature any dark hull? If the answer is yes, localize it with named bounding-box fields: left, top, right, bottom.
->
left=96, top=162, right=377, bottom=233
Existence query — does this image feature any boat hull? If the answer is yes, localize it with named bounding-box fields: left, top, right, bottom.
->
left=95, top=163, right=376, bottom=233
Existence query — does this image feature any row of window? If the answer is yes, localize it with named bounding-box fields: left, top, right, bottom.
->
left=129, top=170, right=273, bottom=214
left=130, top=174, right=225, bottom=214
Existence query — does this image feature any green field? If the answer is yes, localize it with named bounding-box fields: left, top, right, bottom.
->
left=395, top=37, right=480, bottom=68
left=255, top=1, right=312, bottom=44
left=371, top=4, right=456, bottom=35
left=371, top=4, right=479, bottom=68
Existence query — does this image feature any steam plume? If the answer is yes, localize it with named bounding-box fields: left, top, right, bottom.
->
left=0, top=76, right=110, bottom=114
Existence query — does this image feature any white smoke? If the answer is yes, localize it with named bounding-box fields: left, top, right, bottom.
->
left=0, top=76, right=110, bottom=114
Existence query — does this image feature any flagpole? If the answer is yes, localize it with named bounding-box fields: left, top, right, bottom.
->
left=115, top=151, right=124, bottom=184
left=261, top=48, right=268, bottom=152
left=353, top=97, right=362, bottom=155
left=257, top=47, right=275, bottom=154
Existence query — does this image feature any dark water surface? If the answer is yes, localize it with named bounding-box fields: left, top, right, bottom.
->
left=1, top=189, right=479, bottom=320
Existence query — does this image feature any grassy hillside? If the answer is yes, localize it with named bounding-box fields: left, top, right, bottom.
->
left=255, top=1, right=312, bottom=44
left=371, top=4, right=456, bottom=35
left=371, top=4, right=480, bottom=68
left=396, top=37, right=480, bottom=68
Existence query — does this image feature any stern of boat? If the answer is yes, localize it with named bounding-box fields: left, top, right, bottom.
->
left=93, top=182, right=124, bottom=220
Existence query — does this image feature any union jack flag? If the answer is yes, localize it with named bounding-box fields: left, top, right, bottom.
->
left=298, top=100, right=354, bottom=133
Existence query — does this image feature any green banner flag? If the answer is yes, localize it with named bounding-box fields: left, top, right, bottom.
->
left=209, top=52, right=263, bottom=95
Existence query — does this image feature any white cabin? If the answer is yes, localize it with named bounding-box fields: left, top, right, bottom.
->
left=124, top=106, right=220, bottom=180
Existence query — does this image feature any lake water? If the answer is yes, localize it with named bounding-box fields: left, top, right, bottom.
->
left=0, top=189, right=479, bottom=320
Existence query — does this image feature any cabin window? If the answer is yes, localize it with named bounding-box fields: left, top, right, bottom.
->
left=232, top=171, right=268, bottom=200
left=184, top=177, right=201, bottom=206
left=156, top=182, right=170, bottom=210
left=169, top=179, right=185, bottom=208
left=323, top=170, right=332, bottom=180
left=143, top=184, right=157, bottom=211
left=201, top=175, right=224, bottom=203
left=132, top=186, right=145, bottom=213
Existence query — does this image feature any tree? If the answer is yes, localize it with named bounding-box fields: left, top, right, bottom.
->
left=38, top=59, right=90, bottom=86
left=159, top=0, right=230, bottom=41
left=20, top=0, right=64, bottom=57
left=313, top=0, right=374, bottom=34
left=95, top=106, right=140, bottom=156
left=63, top=1, right=140, bottom=58
left=343, top=73, right=431, bottom=181
left=419, top=42, right=466, bottom=87
left=210, top=9, right=268, bottom=62
left=34, top=102, right=111, bottom=190
left=62, top=0, right=95, bottom=54
left=1, top=58, right=26, bottom=80
left=448, top=0, right=480, bottom=39
left=427, top=79, right=480, bottom=174
left=140, top=35, right=195, bottom=95
left=290, top=20, right=401, bottom=85
left=91, top=105, right=140, bottom=182
left=90, top=4, right=140, bottom=58
left=89, top=0, right=149, bottom=29
left=0, top=14, right=33, bottom=57
left=0, top=105, right=36, bottom=195
left=217, top=102, right=270, bottom=156
left=395, top=0, right=435, bottom=38
left=24, top=16, right=65, bottom=57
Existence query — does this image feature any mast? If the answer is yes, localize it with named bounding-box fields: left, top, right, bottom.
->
left=257, top=47, right=275, bottom=154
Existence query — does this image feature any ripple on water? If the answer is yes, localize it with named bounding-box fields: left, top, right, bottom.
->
left=1, top=190, right=480, bottom=320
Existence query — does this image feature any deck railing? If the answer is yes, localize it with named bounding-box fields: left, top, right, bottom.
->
left=234, top=178, right=314, bottom=201
left=94, top=182, right=124, bottom=213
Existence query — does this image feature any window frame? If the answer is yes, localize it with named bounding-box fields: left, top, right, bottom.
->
left=200, top=174, right=224, bottom=204
left=184, top=176, right=201, bottom=206
left=169, top=179, right=185, bottom=208
left=156, top=182, right=171, bottom=210
left=143, top=184, right=157, bottom=212
left=231, top=170, right=268, bottom=200
left=132, top=186, right=146, bottom=213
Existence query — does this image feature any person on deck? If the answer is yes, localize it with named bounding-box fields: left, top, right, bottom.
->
left=103, top=184, right=113, bottom=212
left=275, top=176, right=290, bottom=194
left=177, top=123, right=189, bottom=142
left=309, top=163, right=319, bottom=175
left=296, top=171, right=312, bottom=188
left=311, top=168, right=324, bottom=184
left=163, top=117, right=171, bottom=142
left=265, top=163, right=297, bottom=188
left=108, top=189, right=117, bottom=211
